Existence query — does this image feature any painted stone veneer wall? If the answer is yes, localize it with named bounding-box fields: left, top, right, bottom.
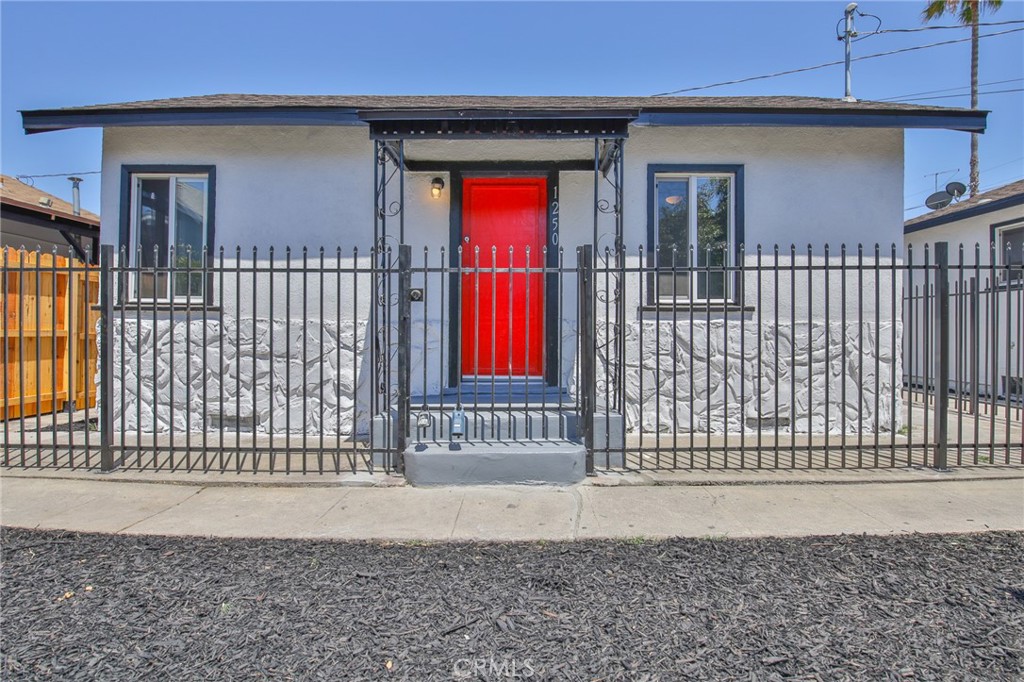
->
left=593, top=320, right=904, bottom=435
left=106, top=314, right=582, bottom=435
left=109, top=318, right=370, bottom=435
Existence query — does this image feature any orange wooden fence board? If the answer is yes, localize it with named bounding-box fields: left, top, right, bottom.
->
left=2, top=248, right=97, bottom=420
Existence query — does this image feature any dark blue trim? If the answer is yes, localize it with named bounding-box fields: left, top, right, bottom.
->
left=904, top=193, right=1024, bottom=234
left=990, top=216, right=1024, bottom=255
left=646, top=164, right=745, bottom=249
left=646, top=164, right=745, bottom=303
left=23, top=107, right=987, bottom=135
left=24, top=109, right=363, bottom=134
left=119, top=164, right=217, bottom=302
left=992, top=214, right=1024, bottom=230
left=635, top=111, right=987, bottom=133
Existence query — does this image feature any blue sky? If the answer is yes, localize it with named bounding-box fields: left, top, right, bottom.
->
left=2, top=0, right=1022, bottom=218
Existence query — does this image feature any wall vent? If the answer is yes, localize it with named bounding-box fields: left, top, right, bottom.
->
left=746, top=416, right=791, bottom=430
left=207, top=412, right=259, bottom=432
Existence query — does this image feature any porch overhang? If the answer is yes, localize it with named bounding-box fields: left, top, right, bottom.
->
left=366, top=116, right=632, bottom=140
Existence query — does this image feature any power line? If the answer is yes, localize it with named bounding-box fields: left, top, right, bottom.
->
left=904, top=158, right=1024, bottom=207
left=652, top=27, right=1024, bottom=96
left=894, top=87, right=1024, bottom=102
left=13, top=171, right=101, bottom=179
left=877, top=77, right=1024, bottom=101
left=862, top=19, right=1024, bottom=36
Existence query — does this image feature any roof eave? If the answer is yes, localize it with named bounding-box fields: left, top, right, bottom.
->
left=21, top=108, right=365, bottom=134
left=21, top=104, right=989, bottom=135
left=636, top=109, right=987, bottom=132
left=1, top=197, right=101, bottom=229
left=904, top=193, right=1024, bottom=233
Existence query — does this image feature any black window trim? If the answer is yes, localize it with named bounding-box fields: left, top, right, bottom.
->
left=645, top=163, right=745, bottom=308
left=118, top=164, right=217, bottom=306
left=991, top=217, right=1024, bottom=288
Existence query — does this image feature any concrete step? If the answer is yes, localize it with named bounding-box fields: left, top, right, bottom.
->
left=373, top=408, right=624, bottom=446
left=404, top=440, right=587, bottom=485
left=372, top=408, right=578, bottom=443
left=411, top=408, right=578, bottom=442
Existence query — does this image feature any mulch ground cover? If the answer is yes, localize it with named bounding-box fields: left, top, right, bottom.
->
left=1, top=528, right=1021, bottom=681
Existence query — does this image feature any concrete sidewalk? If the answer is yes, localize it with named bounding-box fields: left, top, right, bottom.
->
left=2, top=470, right=1021, bottom=541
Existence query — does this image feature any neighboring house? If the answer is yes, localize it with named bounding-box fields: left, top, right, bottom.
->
left=19, top=94, right=986, bottom=481
left=0, top=174, right=100, bottom=262
left=904, top=179, right=1024, bottom=262
left=904, top=179, right=1024, bottom=400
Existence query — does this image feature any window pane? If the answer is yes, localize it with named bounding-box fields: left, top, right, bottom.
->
left=999, top=226, right=1024, bottom=265
left=136, top=178, right=170, bottom=298
left=696, top=177, right=730, bottom=299
left=137, top=179, right=170, bottom=265
left=656, top=178, right=689, bottom=298
left=172, top=179, right=207, bottom=297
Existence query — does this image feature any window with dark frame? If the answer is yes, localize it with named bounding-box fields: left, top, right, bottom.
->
left=997, top=222, right=1024, bottom=284
left=650, top=168, right=738, bottom=302
left=121, top=167, right=214, bottom=302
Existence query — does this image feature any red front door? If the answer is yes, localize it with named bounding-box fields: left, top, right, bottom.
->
left=461, top=177, right=546, bottom=377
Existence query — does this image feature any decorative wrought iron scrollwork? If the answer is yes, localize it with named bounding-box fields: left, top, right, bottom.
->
left=371, top=140, right=405, bottom=418
left=592, top=137, right=627, bottom=413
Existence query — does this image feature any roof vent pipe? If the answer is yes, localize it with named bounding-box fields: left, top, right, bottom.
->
left=68, top=176, right=82, bottom=216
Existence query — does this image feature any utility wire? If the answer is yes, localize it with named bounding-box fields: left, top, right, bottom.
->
left=13, top=171, right=101, bottom=179
left=877, top=77, right=1023, bottom=101
left=652, top=27, right=1024, bottom=96
left=904, top=158, right=1024, bottom=209
left=12, top=171, right=101, bottom=187
left=892, top=87, right=1024, bottom=103
left=861, top=19, right=1024, bottom=36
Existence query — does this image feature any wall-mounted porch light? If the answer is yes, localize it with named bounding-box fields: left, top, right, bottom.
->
left=431, top=177, right=445, bottom=199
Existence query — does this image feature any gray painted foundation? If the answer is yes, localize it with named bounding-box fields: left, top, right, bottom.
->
left=404, top=441, right=587, bottom=486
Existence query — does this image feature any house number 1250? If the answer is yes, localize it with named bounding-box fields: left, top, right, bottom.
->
left=550, top=187, right=559, bottom=246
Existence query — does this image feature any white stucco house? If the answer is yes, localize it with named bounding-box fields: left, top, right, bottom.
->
left=904, top=179, right=1024, bottom=400
left=19, top=94, right=988, bottom=482
left=904, top=179, right=1024, bottom=261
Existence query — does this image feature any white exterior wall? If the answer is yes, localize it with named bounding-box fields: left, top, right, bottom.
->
left=99, top=124, right=906, bottom=437
left=623, top=126, right=904, bottom=249
left=101, top=125, right=904, bottom=255
left=904, top=203, right=1024, bottom=260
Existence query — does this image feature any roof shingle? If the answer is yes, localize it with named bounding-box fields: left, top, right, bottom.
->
left=0, top=174, right=100, bottom=226
left=905, top=179, right=1024, bottom=229
left=22, top=93, right=982, bottom=115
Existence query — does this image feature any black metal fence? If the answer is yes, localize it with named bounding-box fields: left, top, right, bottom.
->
left=2, top=241, right=1021, bottom=475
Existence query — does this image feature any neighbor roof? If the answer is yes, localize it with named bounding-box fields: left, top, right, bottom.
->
left=904, top=179, right=1024, bottom=233
left=0, top=174, right=100, bottom=227
left=20, top=94, right=988, bottom=134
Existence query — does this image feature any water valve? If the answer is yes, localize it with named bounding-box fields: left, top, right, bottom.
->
left=450, top=408, right=466, bottom=439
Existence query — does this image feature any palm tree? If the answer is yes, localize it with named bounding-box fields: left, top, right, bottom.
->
left=923, top=0, right=1003, bottom=197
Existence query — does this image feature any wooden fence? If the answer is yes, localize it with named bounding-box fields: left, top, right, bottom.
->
left=2, top=248, right=99, bottom=420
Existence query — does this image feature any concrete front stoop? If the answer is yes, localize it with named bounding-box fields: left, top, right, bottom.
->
left=403, top=441, right=587, bottom=486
